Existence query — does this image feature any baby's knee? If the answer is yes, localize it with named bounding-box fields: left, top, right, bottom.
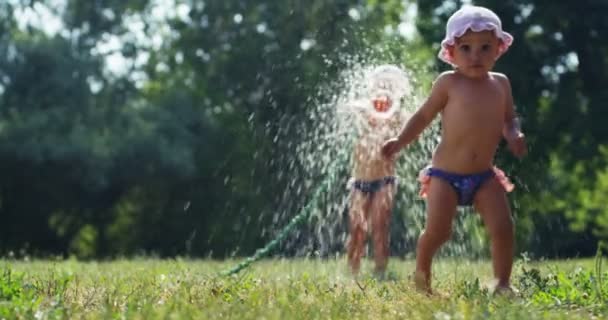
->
left=371, top=217, right=390, bottom=233
left=422, top=227, right=452, bottom=244
left=349, top=220, right=367, bottom=236
left=371, top=231, right=389, bottom=249
left=349, top=211, right=366, bottom=226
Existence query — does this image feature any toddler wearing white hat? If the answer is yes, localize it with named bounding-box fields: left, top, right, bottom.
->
left=382, top=5, right=526, bottom=296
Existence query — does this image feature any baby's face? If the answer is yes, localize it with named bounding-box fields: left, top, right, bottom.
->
left=449, top=30, right=501, bottom=77
left=372, top=95, right=393, bottom=113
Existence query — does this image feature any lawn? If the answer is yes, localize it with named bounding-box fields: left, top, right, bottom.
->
left=0, top=256, right=606, bottom=319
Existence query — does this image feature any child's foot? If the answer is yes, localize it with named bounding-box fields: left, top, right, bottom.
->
left=414, top=271, right=432, bottom=295
left=372, top=270, right=386, bottom=281
left=385, top=270, right=400, bottom=281
left=348, top=260, right=360, bottom=277
left=492, top=284, right=519, bottom=298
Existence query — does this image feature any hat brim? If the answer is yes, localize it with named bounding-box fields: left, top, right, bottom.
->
left=438, top=23, right=513, bottom=66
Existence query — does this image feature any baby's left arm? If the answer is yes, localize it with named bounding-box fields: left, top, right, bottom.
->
left=498, top=74, right=526, bottom=157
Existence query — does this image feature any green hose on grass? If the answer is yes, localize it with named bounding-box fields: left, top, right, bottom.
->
left=220, top=149, right=350, bottom=276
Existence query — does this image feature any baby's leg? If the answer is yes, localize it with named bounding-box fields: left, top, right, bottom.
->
left=347, top=190, right=370, bottom=276
left=416, top=177, right=458, bottom=292
left=473, top=178, right=514, bottom=289
left=370, top=184, right=395, bottom=275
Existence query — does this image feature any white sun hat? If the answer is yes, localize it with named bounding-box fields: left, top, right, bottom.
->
left=367, top=65, right=411, bottom=100
left=438, top=6, right=514, bottom=66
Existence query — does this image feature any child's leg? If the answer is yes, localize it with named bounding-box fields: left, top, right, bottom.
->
left=473, top=178, right=514, bottom=289
left=347, top=191, right=370, bottom=275
left=370, top=184, right=395, bottom=274
left=416, top=177, right=458, bottom=292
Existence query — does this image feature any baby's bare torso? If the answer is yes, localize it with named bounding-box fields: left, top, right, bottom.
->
left=353, top=121, right=399, bottom=180
left=432, top=72, right=506, bottom=173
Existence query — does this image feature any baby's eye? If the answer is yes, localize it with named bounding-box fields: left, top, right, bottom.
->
left=459, top=45, right=470, bottom=52
left=481, top=44, right=491, bottom=51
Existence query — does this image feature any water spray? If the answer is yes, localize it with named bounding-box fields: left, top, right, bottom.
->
left=220, top=146, right=350, bottom=276
left=220, top=64, right=414, bottom=277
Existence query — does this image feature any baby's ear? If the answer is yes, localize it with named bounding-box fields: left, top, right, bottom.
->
left=446, top=46, right=455, bottom=59
left=494, top=39, right=504, bottom=59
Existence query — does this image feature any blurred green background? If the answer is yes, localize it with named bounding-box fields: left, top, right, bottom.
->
left=0, top=0, right=606, bottom=260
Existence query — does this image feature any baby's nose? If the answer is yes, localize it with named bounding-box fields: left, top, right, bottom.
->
left=472, top=49, right=484, bottom=60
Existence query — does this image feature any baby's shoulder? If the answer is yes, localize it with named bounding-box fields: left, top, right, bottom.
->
left=490, top=72, right=510, bottom=84
left=436, top=70, right=458, bottom=81
left=489, top=72, right=512, bottom=93
left=432, top=71, right=458, bottom=89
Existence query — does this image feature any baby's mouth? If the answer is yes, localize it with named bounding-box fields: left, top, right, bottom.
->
left=373, top=101, right=391, bottom=112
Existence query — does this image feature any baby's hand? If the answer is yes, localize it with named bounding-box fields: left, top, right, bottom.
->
left=506, top=132, right=527, bottom=158
left=381, top=138, right=401, bottom=159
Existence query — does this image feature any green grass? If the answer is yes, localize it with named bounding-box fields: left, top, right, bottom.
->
left=0, top=256, right=606, bottom=319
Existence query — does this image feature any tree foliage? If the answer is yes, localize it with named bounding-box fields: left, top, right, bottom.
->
left=0, top=0, right=606, bottom=259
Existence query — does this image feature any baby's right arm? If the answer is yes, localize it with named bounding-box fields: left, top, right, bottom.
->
left=395, top=72, right=451, bottom=148
left=381, top=73, right=450, bottom=158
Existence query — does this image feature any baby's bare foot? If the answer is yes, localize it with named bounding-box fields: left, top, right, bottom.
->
left=414, top=271, right=432, bottom=295
left=492, top=284, right=519, bottom=298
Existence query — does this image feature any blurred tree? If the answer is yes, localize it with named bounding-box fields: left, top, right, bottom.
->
left=0, top=0, right=202, bottom=257
left=11, top=0, right=608, bottom=259
left=0, top=0, right=433, bottom=258
left=138, top=0, right=420, bottom=256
